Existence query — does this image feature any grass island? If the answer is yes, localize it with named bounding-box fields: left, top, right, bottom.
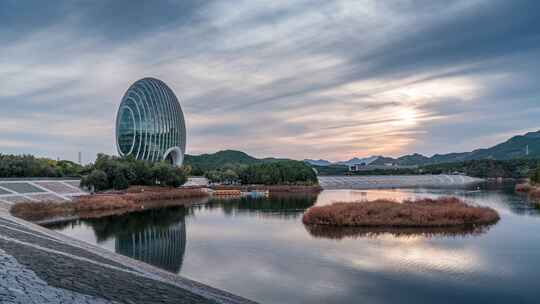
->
left=302, top=197, right=500, bottom=228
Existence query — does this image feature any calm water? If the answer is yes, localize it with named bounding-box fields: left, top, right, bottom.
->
left=47, top=186, right=540, bottom=304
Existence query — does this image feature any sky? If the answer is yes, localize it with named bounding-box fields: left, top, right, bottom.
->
left=1, top=0, right=540, bottom=163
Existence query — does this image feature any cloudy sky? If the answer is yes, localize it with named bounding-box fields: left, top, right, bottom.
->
left=1, top=0, right=540, bottom=163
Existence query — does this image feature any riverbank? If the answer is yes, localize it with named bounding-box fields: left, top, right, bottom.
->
left=302, top=197, right=500, bottom=227
left=515, top=182, right=540, bottom=198
left=10, top=187, right=208, bottom=223
left=210, top=184, right=322, bottom=193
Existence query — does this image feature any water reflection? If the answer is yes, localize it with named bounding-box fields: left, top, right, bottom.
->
left=304, top=224, right=496, bottom=240
left=197, top=193, right=318, bottom=219
left=47, top=207, right=189, bottom=273
left=115, top=220, right=186, bottom=273
left=46, top=187, right=540, bottom=304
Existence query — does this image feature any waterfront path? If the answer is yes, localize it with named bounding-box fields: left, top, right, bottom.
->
left=0, top=207, right=256, bottom=304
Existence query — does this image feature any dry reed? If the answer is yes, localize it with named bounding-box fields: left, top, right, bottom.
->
left=302, top=197, right=499, bottom=227
left=515, top=183, right=532, bottom=192
left=11, top=187, right=208, bottom=222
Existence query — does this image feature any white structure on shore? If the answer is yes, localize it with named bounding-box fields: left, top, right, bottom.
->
left=318, top=175, right=483, bottom=189
left=0, top=179, right=86, bottom=209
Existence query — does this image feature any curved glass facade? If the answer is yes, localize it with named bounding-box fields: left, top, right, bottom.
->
left=115, top=78, right=186, bottom=166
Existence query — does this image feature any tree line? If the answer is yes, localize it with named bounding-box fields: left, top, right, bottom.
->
left=80, top=154, right=188, bottom=191
left=0, top=154, right=84, bottom=178
left=204, top=160, right=318, bottom=185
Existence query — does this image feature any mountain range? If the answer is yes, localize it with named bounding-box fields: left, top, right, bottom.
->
left=304, top=130, right=540, bottom=167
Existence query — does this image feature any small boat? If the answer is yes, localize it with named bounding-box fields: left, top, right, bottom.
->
left=213, top=189, right=242, bottom=196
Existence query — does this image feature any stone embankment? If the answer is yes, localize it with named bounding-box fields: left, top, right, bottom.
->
left=0, top=207, right=256, bottom=304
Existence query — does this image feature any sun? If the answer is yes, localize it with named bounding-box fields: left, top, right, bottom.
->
left=396, top=107, right=418, bottom=126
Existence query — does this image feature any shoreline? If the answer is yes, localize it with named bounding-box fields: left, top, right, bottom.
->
left=210, top=184, right=322, bottom=193
left=10, top=187, right=209, bottom=223
left=515, top=182, right=540, bottom=203
left=10, top=184, right=322, bottom=224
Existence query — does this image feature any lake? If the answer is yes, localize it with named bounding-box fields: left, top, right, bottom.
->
left=47, top=184, right=540, bottom=304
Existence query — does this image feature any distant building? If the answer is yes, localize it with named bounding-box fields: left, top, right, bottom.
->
left=115, top=78, right=186, bottom=166
left=349, top=163, right=367, bottom=172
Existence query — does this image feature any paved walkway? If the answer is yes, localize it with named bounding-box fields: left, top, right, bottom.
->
left=0, top=210, right=256, bottom=304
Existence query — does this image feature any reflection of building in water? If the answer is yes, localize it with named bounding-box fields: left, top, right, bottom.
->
left=115, top=221, right=186, bottom=273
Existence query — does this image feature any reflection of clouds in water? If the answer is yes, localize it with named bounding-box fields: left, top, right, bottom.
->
left=315, top=189, right=436, bottom=206
left=308, top=189, right=498, bottom=277
left=327, top=240, right=484, bottom=275
left=319, top=234, right=485, bottom=277
left=304, top=224, right=495, bottom=240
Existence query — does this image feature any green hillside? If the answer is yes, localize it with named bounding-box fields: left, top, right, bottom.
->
left=369, top=130, right=540, bottom=166
left=184, top=150, right=289, bottom=175
left=464, top=131, right=540, bottom=160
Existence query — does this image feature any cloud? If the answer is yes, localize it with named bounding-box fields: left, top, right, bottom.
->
left=1, top=0, right=539, bottom=162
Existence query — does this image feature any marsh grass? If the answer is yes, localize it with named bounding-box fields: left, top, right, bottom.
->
left=11, top=187, right=208, bottom=222
left=302, top=197, right=499, bottom=228
left=515, top=183, right=532, bottom=192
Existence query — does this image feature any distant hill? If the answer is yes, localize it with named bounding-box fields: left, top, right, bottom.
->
left=367, top=130, right=540, bottom=166
left=307, top=156, right=379, bottom=167
left=185, top=150, right=291, bottom=174
left=184, top=150, right=259, bottom=172
left=369, top=156, right=397, bottom=166
left=186, top=131, right=540, bottom=174
left=463, top=131, right=540, bottom=161
left=303, top=130, right=540, bottom=168
left=304, top=159, right=332, bottom=166
left=337, top=156, right=379, bottom=167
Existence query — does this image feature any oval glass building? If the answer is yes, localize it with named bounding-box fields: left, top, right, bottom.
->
left=115, top=78, right=186, bottom=166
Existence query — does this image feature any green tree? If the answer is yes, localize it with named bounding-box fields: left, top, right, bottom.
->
left=112, top=172, right=129, bottom=190
left=240, top=160, right=318, bottom=185
left=165, top=167, right=187, bottom=188
left=81, top=170, right=109, bottom=191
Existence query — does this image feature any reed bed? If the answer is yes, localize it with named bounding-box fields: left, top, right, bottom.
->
left=11, top=187, right=208, bottom=222
left=514, top=183, right=540, bottom=202
left=302, top=197, right=499, bottom=227
left=10, top=201, right=74, bottom=222
left=515, top=183, right=532, bottom=192
left=529, top=188, right=540, bottom=199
